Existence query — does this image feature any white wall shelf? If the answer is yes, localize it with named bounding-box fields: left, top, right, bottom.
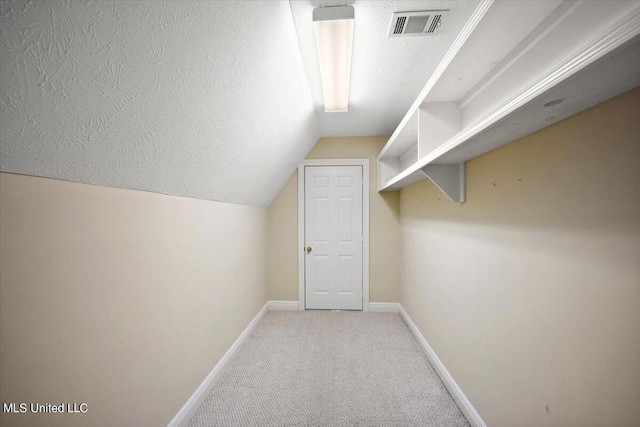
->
left=421, top=163, right=466, bottom=203
left=377, top=0, right=640, bottom=198
left=378, top=110, right=418, bottom=185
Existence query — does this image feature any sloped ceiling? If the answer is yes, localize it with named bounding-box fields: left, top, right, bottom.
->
left=0, top=0, right=319, bottom=207
left=0, top=0, right=480, bottom=207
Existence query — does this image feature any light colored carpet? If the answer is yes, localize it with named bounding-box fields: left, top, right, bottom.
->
left=188, top=311, right=470, bottom=427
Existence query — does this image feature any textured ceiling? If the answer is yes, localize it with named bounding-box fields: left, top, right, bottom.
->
left=0, top=0, right=482, bottom=207
left=290, top=0, right=480, bottom=137
left=0, top=0, right=319, bottom=207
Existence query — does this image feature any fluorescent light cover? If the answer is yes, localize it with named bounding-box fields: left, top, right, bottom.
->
left=313, top=6, right=354, bottom=112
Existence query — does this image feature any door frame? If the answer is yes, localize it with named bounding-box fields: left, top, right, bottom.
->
left=297, top=158, right=370, bottom=312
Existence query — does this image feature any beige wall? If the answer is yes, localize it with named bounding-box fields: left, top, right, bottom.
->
left=400, top=88, right=640, bottom=427
left=267, top=136, right=402, bottom=303
left=0, top=173, right=267, bottom=427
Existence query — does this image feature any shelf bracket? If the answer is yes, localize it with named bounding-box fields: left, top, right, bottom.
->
left=420, top=163, right=466, bottom=203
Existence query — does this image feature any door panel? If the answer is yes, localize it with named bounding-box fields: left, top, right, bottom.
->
left=305, top=166, right=363, bottom=310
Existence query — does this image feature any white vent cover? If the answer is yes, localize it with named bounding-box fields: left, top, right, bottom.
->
left=388, top=10, right=449, bottom=37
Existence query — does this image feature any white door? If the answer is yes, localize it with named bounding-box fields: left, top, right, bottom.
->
left=305, top=166, right=363, bottom=310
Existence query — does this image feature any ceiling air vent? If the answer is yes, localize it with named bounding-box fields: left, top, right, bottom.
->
left=388, top=10, right=449, bottom=37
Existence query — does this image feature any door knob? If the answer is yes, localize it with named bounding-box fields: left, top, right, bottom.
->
left=306, top=246, right=312, bottom=254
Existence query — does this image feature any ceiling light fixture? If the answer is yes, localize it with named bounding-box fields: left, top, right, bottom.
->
left=313, top=5, right=354, bottom=113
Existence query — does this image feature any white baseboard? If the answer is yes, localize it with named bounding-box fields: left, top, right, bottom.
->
left=369, top=302, right=401, bottom=313
left=399, top=305, right=486, bottom=427
left=167, top=302, right=269, bottom=427
left=168, top=300, right=300, bottom=426
left=268, top=300, right=299, bottom=311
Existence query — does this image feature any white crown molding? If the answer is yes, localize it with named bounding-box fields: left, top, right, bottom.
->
left=459, top=0, right=585, bottom=109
